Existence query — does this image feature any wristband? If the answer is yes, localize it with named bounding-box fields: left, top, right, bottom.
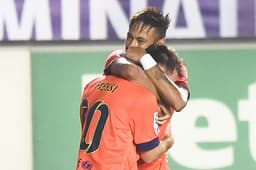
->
left=139, top=54, right=157, bottom=70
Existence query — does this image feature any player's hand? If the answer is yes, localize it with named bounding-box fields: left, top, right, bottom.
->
left=157, top=114, right=170, bottom=125
left=126, top=47, right=147, bottom=63
left=157, top=103, right=172, bottom=126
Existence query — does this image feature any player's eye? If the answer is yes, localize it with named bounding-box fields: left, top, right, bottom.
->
left=137, top=39, right=145, bottom=45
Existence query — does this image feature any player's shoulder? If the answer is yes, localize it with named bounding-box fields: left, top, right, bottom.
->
left=107, top=76, right=153, bottom=93
left=84, top=75, right=105, bottom=89
left=125, top=81, right=157, bottom=99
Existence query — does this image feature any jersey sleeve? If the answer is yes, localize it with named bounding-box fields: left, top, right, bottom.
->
left=130, top=91, right=160, bottom=152
left=135, top=111, right=160, bottom=152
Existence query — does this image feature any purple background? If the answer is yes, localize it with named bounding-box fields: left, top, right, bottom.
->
left=1, top=0, right=255, bottom=41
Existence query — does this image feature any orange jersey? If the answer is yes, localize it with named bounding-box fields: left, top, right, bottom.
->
left=137, top=119, right=171, bottom=170
left=138, top=64, right=189, bottom=170
left=103, top=50, right=190, bottom=170
left=77, top=75, right=160, bottom=170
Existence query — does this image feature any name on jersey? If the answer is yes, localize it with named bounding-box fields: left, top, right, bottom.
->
left=96, top=81, right=119, bottom=93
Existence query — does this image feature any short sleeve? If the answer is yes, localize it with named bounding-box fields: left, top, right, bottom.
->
left=129, top=91, right=160, bottom=152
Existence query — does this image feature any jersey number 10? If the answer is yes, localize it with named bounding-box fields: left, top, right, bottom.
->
left=80, top=98, right=109, bottom=153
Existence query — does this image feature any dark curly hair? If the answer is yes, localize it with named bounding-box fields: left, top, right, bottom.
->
left=129, top=7, right=170, bottom=39
left=146, top=45, right=183, bottom=78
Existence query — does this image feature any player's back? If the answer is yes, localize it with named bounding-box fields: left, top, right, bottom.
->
left=77, top=75, right=159, bottom=170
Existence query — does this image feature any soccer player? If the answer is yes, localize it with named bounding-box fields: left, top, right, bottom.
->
left=104, top=7, right=188, bottom=113
left=138, top=45, right=190, bottom=170
left=104, top=7, right=190, bottom=170
left=76, top=75, right=174, bottom=170
left=104, top=45, right=190, bottom=170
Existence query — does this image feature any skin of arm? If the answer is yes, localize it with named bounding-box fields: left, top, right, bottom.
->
left=125, top=46, right=187, bottom=111
left=145, top=65, right=187, bottom=111
left=109, top=57, right=160, bottom=100
left=108, top=48, right=187, bottom=117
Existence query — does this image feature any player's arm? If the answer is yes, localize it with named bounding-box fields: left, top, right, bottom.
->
left=104, top=50, right=147, bottom=82
left=137, top=119, right=174, bottom=163
left=139, top=135, right=174, bottom=163
left=108, top=58, right=145, bottom=83
left=104, top=53, right=159, bottom=98
left=144, top=65, right=188, bottom=111
left=126, top=47, right=189, bottom=111
left=133, top=91, right=174, bottom=163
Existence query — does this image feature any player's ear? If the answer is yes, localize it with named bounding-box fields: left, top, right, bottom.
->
left=156, top=38, right=166, bottom=45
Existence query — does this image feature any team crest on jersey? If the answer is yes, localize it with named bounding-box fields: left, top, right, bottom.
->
left=154, top=112, right=160, bottom=135
left=81, top=160, right=93, bottom=170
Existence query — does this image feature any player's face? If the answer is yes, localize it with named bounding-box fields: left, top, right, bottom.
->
left=125, top=23, right=163, bottom=50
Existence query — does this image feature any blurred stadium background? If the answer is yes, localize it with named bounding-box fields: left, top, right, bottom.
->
left=0, top=1, right=256, bottom=170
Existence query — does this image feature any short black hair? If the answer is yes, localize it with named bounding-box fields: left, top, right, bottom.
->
left=146, top=45, right=183, bottom=77
left=129, top=7, right=170, bottom=39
